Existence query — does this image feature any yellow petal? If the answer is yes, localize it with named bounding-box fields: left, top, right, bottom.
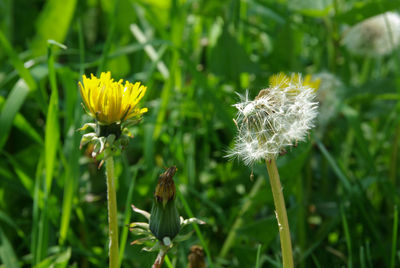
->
left=78, top=71, right=148, bottom=124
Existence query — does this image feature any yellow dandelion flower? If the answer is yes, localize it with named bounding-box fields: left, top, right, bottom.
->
left=269, top=72, right=291, bottom=88
left=303, top=74, right=321, bottom=91
left=79, top=72, right=148, bottom=125
left=269, top=72, right=320, bottom=95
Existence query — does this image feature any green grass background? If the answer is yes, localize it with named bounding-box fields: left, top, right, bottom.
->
left=0, top=0, right=399, bottom=267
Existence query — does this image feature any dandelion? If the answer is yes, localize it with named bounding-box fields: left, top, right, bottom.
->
left=79, top=71, right=147, bottom=125
left=228, top=73, right=319, bottom=165
left=78, top=72, right=148, bottom=268
left=342, top=12, right=400, bottom=56
left=79, top=72, right=148, bottom=158
left=228, top=73, right=319, bottom=268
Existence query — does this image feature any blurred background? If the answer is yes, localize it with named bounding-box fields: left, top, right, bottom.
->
left=0, top=0, right=399, bottom=267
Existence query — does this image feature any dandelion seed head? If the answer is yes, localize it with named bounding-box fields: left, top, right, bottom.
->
left=228, top=73, right=319, bottom=165
left=342, top=12, right=400, bottom=56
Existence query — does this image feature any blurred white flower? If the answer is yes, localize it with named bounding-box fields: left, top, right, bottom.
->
left=314, top=72, right=343, bottom=135
left=342, top=12, right=400, bottom=56
left=228, top=73, right=319, bottom=165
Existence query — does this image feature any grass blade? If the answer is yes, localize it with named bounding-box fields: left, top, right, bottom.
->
left=177, top=186, right=214, bottom=268
left=219, top=176, right=264, bottom=259
left=0, top=79, right=30, bottom=150
left=255, top=244, right=262, bottom=268
left=0, top=29, right=37, bottom=91
left=31, top=155, right=44, bottom=265
left=130, top=24, right=170, bottom=79
left=315, top=138, right=351, bottom=191
left=0, top=96, right=42, bottom=145
left=31, top=0, right=77, bottom=55
left=341, top=204, right=352, bottom=268
left=118, top=158, right=138, bottom=267
left=44, top=43, right=61, bottom=194
left=0, top=26, right=38, bottom=151
left=58, top=68, right=81, bottom=246
left=360, top=246, right=366, bottom=268
left=0, top=227, right=20, bottom=268
left=96, top=0, right=118, bottom=75
left=390, top=205, right=398, bottom=268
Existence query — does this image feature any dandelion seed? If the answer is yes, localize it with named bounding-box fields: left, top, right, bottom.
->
left=228, top=73, right=319, bottom=165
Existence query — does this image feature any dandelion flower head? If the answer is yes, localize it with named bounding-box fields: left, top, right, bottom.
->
left=342, top=12, right=400, bottom=56
left=79, top=71, right=148, bottom=125
left=228, top=73, right=318, bottom=165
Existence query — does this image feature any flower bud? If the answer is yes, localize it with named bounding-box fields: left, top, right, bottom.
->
left=188, top=245, right=206, bottom=268
left=149, top=166, right=181, bottom=243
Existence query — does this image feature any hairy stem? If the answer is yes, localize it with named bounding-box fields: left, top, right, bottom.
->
left=266, top=158, right=294, bottom=268
left=152, top=248, right=167, bottom=268
left=106, top=156, right=119, bottom=268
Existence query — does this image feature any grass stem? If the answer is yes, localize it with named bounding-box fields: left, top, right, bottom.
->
left=219, top=176, right=263, bottom=259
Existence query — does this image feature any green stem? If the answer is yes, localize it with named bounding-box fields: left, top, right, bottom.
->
left=105, top=156, right=119, bottom=268
left=265, top=159, right=294, bottom=268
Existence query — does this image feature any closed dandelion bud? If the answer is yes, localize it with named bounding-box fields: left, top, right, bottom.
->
left=188, top=245, right=206, bottom=268
left=149, top=166, right=181, bottom=243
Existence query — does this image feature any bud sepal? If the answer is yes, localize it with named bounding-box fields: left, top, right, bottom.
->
left=149, top=197, right=181, bottom=242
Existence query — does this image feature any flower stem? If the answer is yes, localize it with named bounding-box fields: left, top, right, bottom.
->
left=152, top=248, right=167, bottom=268
left=105, top=156, right=119, bottom=268
left=265, top=158, right=294, bottom=268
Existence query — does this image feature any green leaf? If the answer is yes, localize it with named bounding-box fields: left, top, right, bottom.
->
left=336, top=1, right=400, bottom=25
left=34, top=248, right=71, bottom=268
left=31, top=0, right=77, bottom=55
left=58, top=68, right=81, bottom=246
left=288, top=0, right=333, bottom=17
left=238, top=215, right=278, bottom=246
left=4, top=152, right=34, bottom=195
left=0, top=29, right=37, bottom=91
left=0, top=96, right=43, bottom=145
left=0, top=227, right=20, bottom=268
left=209, top=27, right=257, bottom=80
left=44, top=45, right=60, bottom=194
left=0, top=79, right=30, bottom=150
left=130, top=24, right=170, bottom=79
